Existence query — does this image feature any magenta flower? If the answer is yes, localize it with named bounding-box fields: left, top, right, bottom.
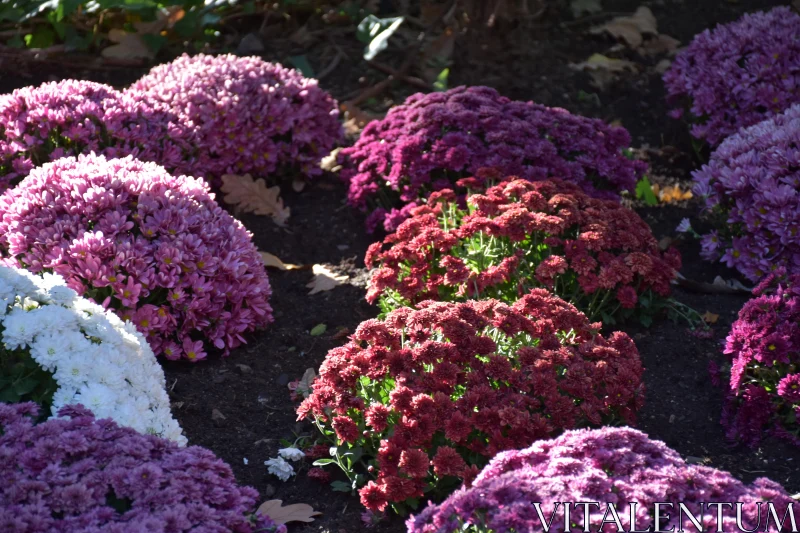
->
left=182, top=338, right=207, bottom=362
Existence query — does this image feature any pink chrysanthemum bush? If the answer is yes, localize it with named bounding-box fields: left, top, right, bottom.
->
left=692, top=104, right=800, bottom=282
left=297, top=292, right=644, bottom=515
left=721, top=269, right=800, bottom=447
left=0, top=402, right=286, bottom=533
left=338, top=86, right=647, bottom=232
left=407, top=427, right=793, bottom=533
left=366, top=178, right=681, bottom=326
left=129, top=53, right=342, bottom=181
left=663, top=7, right=800, bottom=147
left=0, top=154, right=273, bottom=360
left=0, top=79, right=198, bottom=193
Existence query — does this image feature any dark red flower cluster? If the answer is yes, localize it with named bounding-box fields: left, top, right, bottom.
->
left=297, top=292, right=644, bottom=513
left=366, top=178, right=680, bottom=324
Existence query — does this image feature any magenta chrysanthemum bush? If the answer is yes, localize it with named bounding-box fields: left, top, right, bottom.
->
left=663, top=7, right=800, bottom=147
left=130, top=53, right=342, bottom=181
left=338, top=86, right=647, bottom=232
left=0, top=79, right=199, bottom=193
left=407, top=427, right=793, bottom=533
left=0, top=402, right=286, bottom=533
left=722, top=269, right=800, bottom=447
left=692, top=104, right=800, bottom=282
left=0, top=154, right=273, bottom=360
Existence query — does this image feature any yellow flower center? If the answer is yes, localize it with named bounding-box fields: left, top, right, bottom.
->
left=187, top=351, right=196, bottom=360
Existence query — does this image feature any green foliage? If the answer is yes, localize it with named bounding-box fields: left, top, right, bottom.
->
left=0, top=341, right=58, bottom=412
left=635, top=176, right=659, bottom=206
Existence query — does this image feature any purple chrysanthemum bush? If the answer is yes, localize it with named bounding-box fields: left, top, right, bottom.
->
left=692, top=104, right=800, bottom=282
left=129, top=53, right=342, bottom=181
left=663, top=7, right=800, bottom=147
left=0, top=402, right=285, bottom=533
left=0, top=154, right=273, bottom=360
left=721, top=269, right=800, bottom=448
left=407, top=427, right=794, bottom=533
left=338, top=86, right=647, bottom=232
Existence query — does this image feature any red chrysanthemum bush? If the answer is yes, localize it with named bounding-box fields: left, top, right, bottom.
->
left=366, top=178, right=681, bottom=326
left=297, top=292, right=644, bottom=514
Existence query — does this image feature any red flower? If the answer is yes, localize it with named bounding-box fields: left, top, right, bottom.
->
left=399, top=449, right=430, bottom=478
left=360, top=481, right=388, bottom=512
left=365, top=404, right=391, bottom=432
left=432, top=446, right=467, bottom=478
left=332, top=416, right=359, bottom=443
left=616, top=286, right=638, bottom=309
left=307, top=468, right=331, bottom=483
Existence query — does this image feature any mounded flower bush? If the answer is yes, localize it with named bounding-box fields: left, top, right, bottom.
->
left=366, top=178, right=681, bottom=325
left=407, top=427, right=793, bottom=533
left=692, top=104, right=800, bottom=282
left=130, top=53, right=342, bottom=181
left=0, top=402, right=285, bottom=533
left=297, top=292, right=644, bottom=514
left=0, top=266, right=185, bottom=443
left=722, top=269, right=800, bottom=447
left=0, top=79, right=198, bottom=193
left=338, top=86, right=647, bottom=232
left=663, top=7, right=800, bottom=147
left=0, top=154, right=273, bottom=360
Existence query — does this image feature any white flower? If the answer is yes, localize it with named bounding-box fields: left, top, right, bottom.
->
left=278, top=447, right=306, bottom=462
left=676, top=218, right=693, bottom=233
left=265, top=456, right=295, bottom=481
left=243, top=458, right=249, bottom=465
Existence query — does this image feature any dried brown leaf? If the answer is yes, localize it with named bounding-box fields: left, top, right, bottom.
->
left=591, top=6, right=657, bottom=49
left=291, top=179, right=306, bottom=193
left=259, top=252, right=303, bottom=271
left=306, top=264, right=348, bottom=295
left=571, top=54, right=637, bottom=90
left=220, top=174, right=290, bottom=226
left=640, top=34, right=680, bottom=56
left=320, top=148, right=343, bottom=172
left=702, top=311, right=719, bottom=324
left=256, top=500, right=321, bottom=525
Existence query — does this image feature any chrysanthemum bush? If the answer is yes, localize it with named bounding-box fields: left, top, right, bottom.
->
left=0, top=154, right=273, bottom=360
left=721, top=269, right=800, bottom=447
left=337, top=86, right=647, bottom=232
left=0, top=402, right=285, bottom=533
left=366, top=178, right=681, bottom=326
left=0, top=79, right=198, bottom=193
left=129, top=53, right=342, bottom=181
left=0, top=266, right=185, bottom=443
left=692, top=104, right=800, bottom=282
left=407, top=427, right=793, bottom=533
left=663, top=7, right=800, bottom=147
left=297, top=292, right=644, bottom=514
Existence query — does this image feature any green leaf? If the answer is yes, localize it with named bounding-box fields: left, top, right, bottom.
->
left=330, top=480, right=351, bottom=492
left=6, top=34, right=24, bottom=48
left=433, top=68, right=449, bottom=92
left=140, top=33, right=166, bottom=56
left=24, top=27, right=56, bottom=49
left=13, top=378, right=38, bottom=396
left=289, top=55, right=315, bottom=78
left=309, top=323, right=327, bottom=336
left=312, top=458, right=336, bottom=466
left=639, top=314, right=653, bottom=328
left=635, top=177, right=658, bottom=206
left=56, top=0, right=84, bottom=21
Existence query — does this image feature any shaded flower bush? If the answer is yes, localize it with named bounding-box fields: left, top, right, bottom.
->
left=692, top=104, right=800, bottom=282
left=0, top=79, right=198, bottom=193
left=0, top=154, right=273, bottom=360
left=407, top=427, right=793, bottom=533
left=663, top=7, right=800, bottom=147
left=297, top=292, right=644, bottom=514
left=338, top=86, right=647, bottom=232
left=0, top=402, right=286, bottom=533
left=130, top=53, right=342, bottom=181
left=366, top=179, right=681, bottom=325
left=722, top=269, right=800, bottom=447
left=0, top=266, right=185, bottom=443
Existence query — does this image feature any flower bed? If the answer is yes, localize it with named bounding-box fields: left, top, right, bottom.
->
left=407, top=427, right=793, bottom=533
left=0, top=154, right=273, bottom=360
left=0, top=402, right=285, bottom=533
left=130, top=53, right=342, bottom=181
left=337, top=86, right=647, bottom=232
left=297, top=292, right=644, bottom=514
left=663, top=7, right=800, bottom=147
left=692, top=104, right=800, bottom=282
left=0, top=266, right=184, bottom=443
left=366, top=179, right=680, bottom=325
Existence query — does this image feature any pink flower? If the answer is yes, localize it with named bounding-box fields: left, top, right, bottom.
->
left=181, top=338, right=207, bottom=362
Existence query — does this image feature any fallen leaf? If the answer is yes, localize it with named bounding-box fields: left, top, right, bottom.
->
left=571, top=53, right=637, bottom=90
left=654, top=58, right=672, bottom=74
left=654, top=184, right=692, bottom=203
left=331, top=327, right=351, bottom=340
left=702, top=311, right=719, bottom=324
left=101, top=12, right=169, bottom=60
left=712, top=276, right=752, bottom=293
left=340, top=104, right=381, bottom=136
left=320, top=148, right=343, bottom=172
left=591, top=6, right=657, bottom=49
left=211, top=409, right=226, bottom=421
left=571, top=0, right=602, bottom=18
left=289, top=367, right=316, bottom=399
left=259, top=251, right=304, bottom=271
left=309, top=323, right=327, bottom=336
left=291, top=179, right=306, bottom=193
left=640, top=34, right=680, bottom=55
left=306, top=264, right=348, bottom=295
left=221, top=174, right=290, bottom=226
left=658, top=236, right=674, bottom=251
left=256, top=500, right=321, bottom=525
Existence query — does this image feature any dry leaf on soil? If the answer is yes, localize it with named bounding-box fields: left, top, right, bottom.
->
left=220, top=174, right=290, bottom=226
left=101, top=8, right=182, bottom=60
left=320, top=148, right=343, bottom=172
left=570, top=53, right=637, bottom=90
left=702, top=311, right=720, bottom=324
left=306, top=264, right=348, bottom=295
left=256, top=500, right=321, bottom=525
left=259, top=251, right=304, bottom=271
left=591, top=6, right=656, bottom=49
left=651, top=183, right=692, bottom=203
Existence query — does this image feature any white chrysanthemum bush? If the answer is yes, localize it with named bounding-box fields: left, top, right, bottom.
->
left=0, top=265, right=186, bottom=444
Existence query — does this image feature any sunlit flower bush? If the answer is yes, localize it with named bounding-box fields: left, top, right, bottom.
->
left=0, top=266, right=185, bottom=443
left=663, top=7, right=800, bottom=147
left=692, top=104, right=800, bottom=282
left=338, top=86, right=647, bottom=232
left=0, top=402, right=286, bottom=533
left=407, top=427, right=792, bottom=533
left=130, top=53, right=342, bottom=181
left=0, top=79, right=198, bottom=193
left=366, top=179, right=680, bottom=325
left=298, top=292, right=644, bottom=514
left=722, top=269, right=800, bottom=447
left=0, top=154, right=273, bottom=360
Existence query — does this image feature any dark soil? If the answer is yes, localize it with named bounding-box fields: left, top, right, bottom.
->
left=2, top=0, right=799, bottom=531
